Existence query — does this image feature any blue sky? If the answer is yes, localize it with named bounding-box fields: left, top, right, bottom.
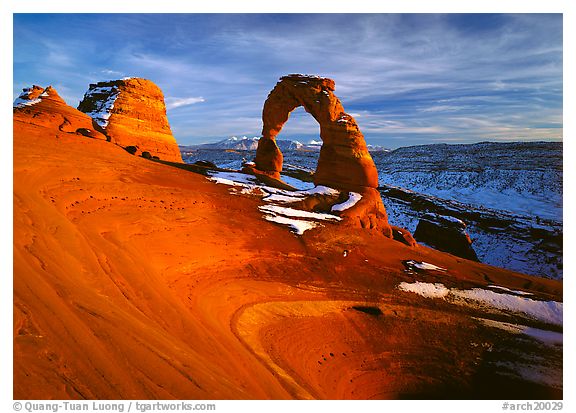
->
left=13, top=13, right=562, bottom=148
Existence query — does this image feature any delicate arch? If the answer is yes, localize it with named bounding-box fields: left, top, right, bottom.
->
left=255, top=74, right=379, bottom=190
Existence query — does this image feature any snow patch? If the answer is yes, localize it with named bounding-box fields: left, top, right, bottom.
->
left=209, top=176, right=246, bottom=187
left=13, top=89, right=43, bottom=108
left=263, top=193, right=305, bottom=203
left=404, top=260, right=447, bottom=272
left=398, top=282, right=563, bottom=326
left=300, top=185, right=339, bottom=196
left=332, top=192, right=362, bottom=212
left=487, top=285, right=533, bottom=296
left=259, top=205, right=341, bottom=221
left=82, top=86, right=120, bottom=128
left=475, top=318, right=562, bottom=346
left=452, top=288, right=562, bottom=326
left=398, top=281, right=450, bottom=298
left=423, top=212, right=466, bottom=227
left=262, top=214, right=320, bottom=235
left=280, top=175, right=315, bottom=191
left=207, top=171, right=343, bottom=236
left=208, top=171, right=260, bottom=187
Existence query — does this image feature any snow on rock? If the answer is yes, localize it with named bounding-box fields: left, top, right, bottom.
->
left=258, top=204, right=341, bottom=235
left=301, top=185, right=340, bottom=196
left=451, top=288, right=562, bottom=326
left=208, top=171, right=260, bottom=187
left=487, top=285, right=533, bottom=296
left=332, top=192, right=362, bottom=212
left=262, top=214, right=320, bottom=235
left=398, top=282, right=450, bottom=298
left=81, top=86, right=120, bottom=128
left=404, top=260, right=447, bottom=272
left=209, top=176, right=247, bottom=187
left=13, top=96, right=42, bottom=108
left=284, top=163, right=315, bottom=174
left=263, top=193, right=303, bottom=203
left=260, top=184, right=339, bottom=203
left=398, top=281, right=563, bottom=326
left=474, top=318, right=562, bottom=346
left=186, top=141, right=562, bottom=279
left=422, top=212, right=466, bottom=228
left=207, top=171, right=313, bottom=200
left=259, top=205, right=341, bottom=221
left=13, top=88, right=43, bottom=108
left=207, top=170, right=343, bottom=236
left=280, top=174, right=315, bottom=190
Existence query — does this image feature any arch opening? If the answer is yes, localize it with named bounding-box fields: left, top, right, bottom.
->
left=275, top=106, right=320, bottom=172
left=254, top=74, right=379, bottom=191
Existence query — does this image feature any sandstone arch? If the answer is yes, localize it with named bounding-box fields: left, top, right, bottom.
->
left=253, top=75, right=392, bottom=237
left=255, top=74, right=379, bottom=191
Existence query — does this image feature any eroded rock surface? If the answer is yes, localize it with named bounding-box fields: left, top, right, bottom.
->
left=13, top=85, right=107, bottom=141
left=253, top=74, right=390, bottom=236
left=255, top=74, right=379, bottom=190
left=78, top=78, right=182, bottom=162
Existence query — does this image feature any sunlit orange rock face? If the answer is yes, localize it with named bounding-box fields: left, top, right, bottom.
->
left=256, top=74, right=379, bottom=189
left=254, top=74, right=390, bottom=236
left=13, top=78, right=563, bottom=400
left=13, top=85, right=107, bottom=141
left=77, top=78, right=182, bottom=162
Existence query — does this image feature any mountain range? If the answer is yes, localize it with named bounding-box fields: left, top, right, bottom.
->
left=180, top=136, right=389, bottom=152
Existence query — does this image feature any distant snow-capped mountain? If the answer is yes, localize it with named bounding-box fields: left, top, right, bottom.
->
left=195, top=136, right=259, bottom=150
left=182, top=136, right=320, bottom=151
left=180, top=136, right=389, bottom=152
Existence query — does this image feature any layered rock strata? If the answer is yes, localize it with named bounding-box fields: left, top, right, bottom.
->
left=13, top=85, right=107, bottom=141
left=78, top=78, right=182, bottom=162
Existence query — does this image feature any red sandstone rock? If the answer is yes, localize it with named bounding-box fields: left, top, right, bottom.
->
left=255, top=74, right=379, bottom=190
left=77, top=78, right=182, bottom=162
left=13, top=85, right=107, bottom=141
left=254, top=75, right=390, bottom=236
left=391, top=225, right=418, bottom=248
left=13, top=91, right=564, bottom=399
left=336, top=188, right=392, bottom=237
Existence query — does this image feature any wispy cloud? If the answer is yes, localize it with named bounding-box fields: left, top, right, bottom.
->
left=13, top=14, right=562, bottom=148
left=165, top=96, right=206, bottom=110
left=101, top=69, right=124, bottom=77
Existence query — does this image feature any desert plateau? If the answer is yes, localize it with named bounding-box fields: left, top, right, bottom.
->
left=13, top=74, right=563, bottom=400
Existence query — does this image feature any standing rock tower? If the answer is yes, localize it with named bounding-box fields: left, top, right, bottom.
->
left=78, top=78, right=182, bottom=162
